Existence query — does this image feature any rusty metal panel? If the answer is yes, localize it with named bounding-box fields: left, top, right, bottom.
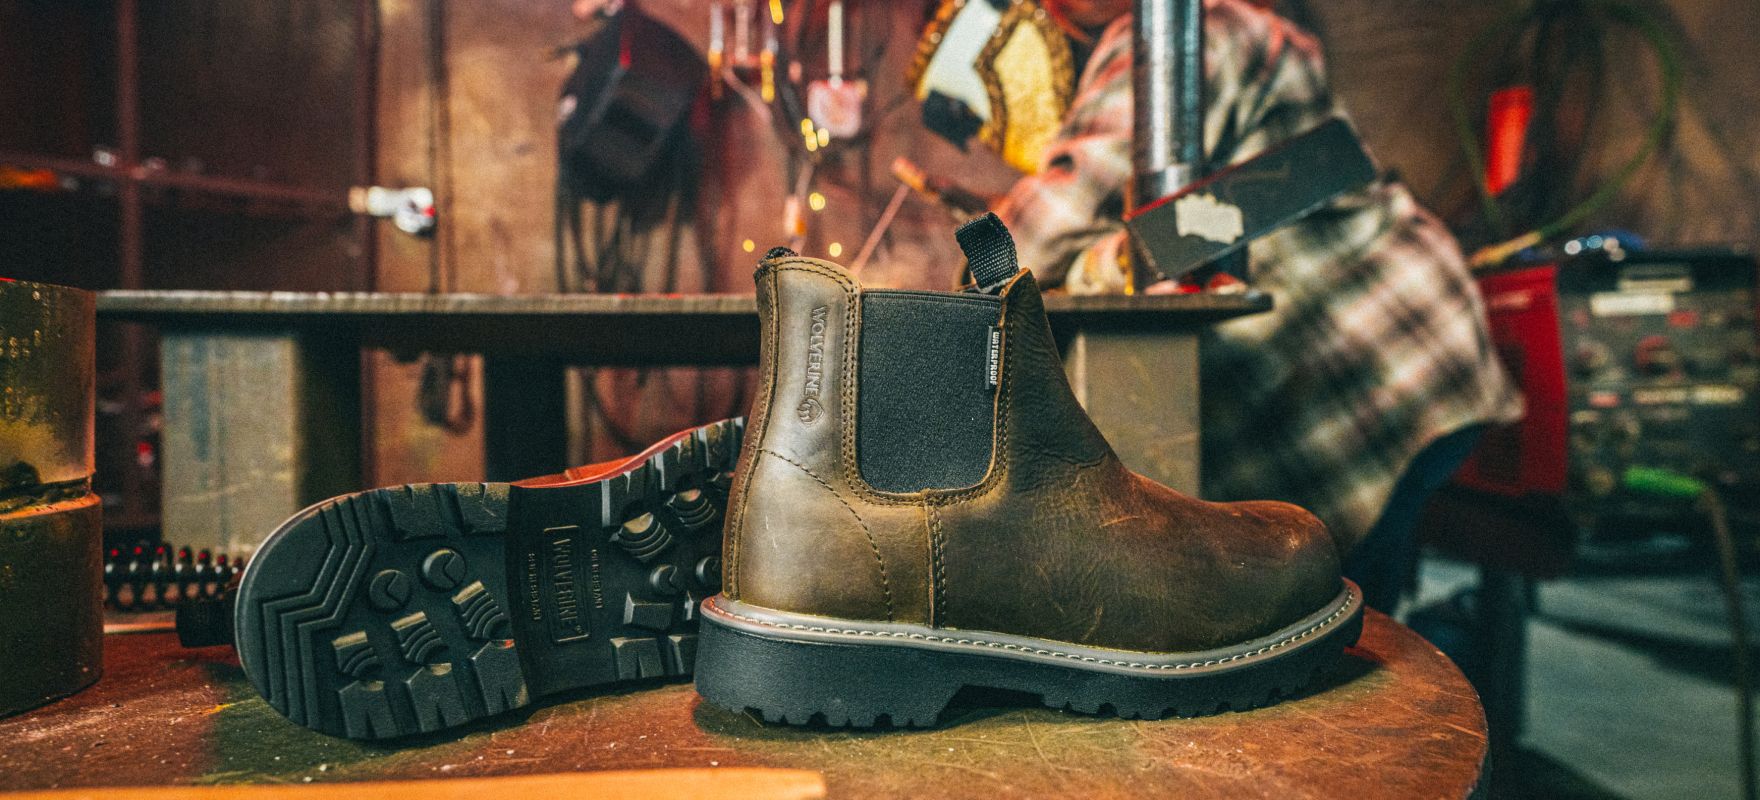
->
left=0, top=279, right=101, bottom=717
left=0, top=494, right=104, bottom=718
left=137, top=0, right=361, bottom=194
left=160, top=332, right=359, bottom=556
left=0, top=280, right=95, bottom=494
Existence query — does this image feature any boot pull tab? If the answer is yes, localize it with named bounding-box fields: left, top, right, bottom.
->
left=956, top=213, right=1021, bottom=295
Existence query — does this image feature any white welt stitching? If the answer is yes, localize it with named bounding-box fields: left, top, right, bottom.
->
left=707, top=592, right=1358, bottom=671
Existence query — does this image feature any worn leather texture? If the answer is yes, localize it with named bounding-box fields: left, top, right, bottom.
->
left=724, top=256, right=1342, bottom=653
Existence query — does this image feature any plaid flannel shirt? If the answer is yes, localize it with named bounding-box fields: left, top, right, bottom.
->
left=995, top=1, right=1523, bottom=550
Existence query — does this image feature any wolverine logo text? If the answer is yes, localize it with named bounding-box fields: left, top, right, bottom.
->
left=797, top=305, right=828, bottom=423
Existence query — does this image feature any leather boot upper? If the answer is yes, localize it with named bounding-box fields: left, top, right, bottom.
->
left=723, top=254, right=1342, bottom=653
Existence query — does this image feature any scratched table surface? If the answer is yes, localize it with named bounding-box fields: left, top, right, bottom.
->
left=0, top=610, right=1484, bottom=799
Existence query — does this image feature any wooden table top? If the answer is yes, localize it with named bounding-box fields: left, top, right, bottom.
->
left=96, top=290, right=1272, bottom=365
left=0, top=609, right=1484, bottom=798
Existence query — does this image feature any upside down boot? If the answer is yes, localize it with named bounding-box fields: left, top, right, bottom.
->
left=696, top=216, right=1362, bottom=726
left=235, top=418, right=744, bottom=739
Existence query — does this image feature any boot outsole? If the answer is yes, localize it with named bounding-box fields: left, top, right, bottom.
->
left=695, top=581, right=1363, bottom=727
left=235, top=418, right=744, bottom=739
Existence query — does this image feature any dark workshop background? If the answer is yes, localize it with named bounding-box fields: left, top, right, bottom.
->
left=2, top=0, right=1757, bottom=498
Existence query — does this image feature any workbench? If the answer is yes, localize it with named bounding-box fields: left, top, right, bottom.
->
left=96, top=290, right=1271, bottom=555
left=0, top=609, right=1485, bottom=798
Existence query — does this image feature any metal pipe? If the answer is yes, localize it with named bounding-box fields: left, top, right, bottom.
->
left=115, top=0, right=149, bottom=531
left=0, top=151, right=350, bottom=211
left=1130, top=0, right=1204, bottom=211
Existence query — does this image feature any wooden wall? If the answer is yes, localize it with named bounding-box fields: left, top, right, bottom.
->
left=365, top=0, right=1031, bottom=482
left=1301, top=0, right=1760, bottom=253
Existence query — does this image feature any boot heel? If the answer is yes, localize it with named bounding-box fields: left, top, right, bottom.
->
left=696, top=612, right=959, bottom=727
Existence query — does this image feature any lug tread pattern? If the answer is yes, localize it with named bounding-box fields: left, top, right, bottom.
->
left=253, top=498, right=376, bottom=726
left=332, top=631, right=379, bottom=678
left=392, top=611, right=446, bottom=665
left=237, top=418, right=743, bottom=740
left=1037, top=660, right=1336, bottom=720
left=453, top=581, right=510, bottom=640
left=404, top=664, right=471, bottom=732
left=667, top=489, right=719, bottom=530
left=468, top=641, right=529, bottom=714
left=383, top=485, right=460, bottom=540
left=379, top=483, right=510, bottom=540
left=610, top=637, right=667, bottom=680
left=337, top=680, right=395, bottom=738
left=239, top=485, right=525, bottom=740
left=623, top=593, right=674, bottom=631
left=455, top=483, right=510, bottom=534
left=667, top=634, right=698, bottom=674
left=611, top=513, right=675, bottom=563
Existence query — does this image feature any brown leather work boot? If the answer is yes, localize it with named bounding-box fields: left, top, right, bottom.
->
left=235, top=418, right=743, bottom=739
left=695, top=216, right=1362, bottom=726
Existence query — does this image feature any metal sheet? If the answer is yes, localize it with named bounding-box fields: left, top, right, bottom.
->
left=1127, top=118, right=1376, bottom=278
left=160, top=331, right=360, bottom=557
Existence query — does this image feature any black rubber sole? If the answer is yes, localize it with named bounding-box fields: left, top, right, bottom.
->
left=695, top=582, right=1363, bottom=727
left=234, top=418, right=744, bottom=739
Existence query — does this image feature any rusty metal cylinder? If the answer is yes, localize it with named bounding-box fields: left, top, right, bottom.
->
left=0, top=279, right=102, bottom=717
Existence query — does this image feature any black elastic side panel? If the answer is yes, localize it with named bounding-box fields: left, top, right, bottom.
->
left=858, top=290, right=1002, bottom=493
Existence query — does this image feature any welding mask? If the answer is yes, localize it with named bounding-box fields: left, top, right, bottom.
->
left=558, top=8, right=706, bottom=203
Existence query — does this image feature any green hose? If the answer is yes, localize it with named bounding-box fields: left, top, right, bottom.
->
left=1622, top=466, right=1709, bottom=502
left=1448, top=0, right=1682, bottom=268
left=1621, top=467, right=1755, bottom=800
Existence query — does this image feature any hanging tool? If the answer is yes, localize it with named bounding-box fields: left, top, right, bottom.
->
left=806, top=0, right=866, bottom=140
left=1126, top=118, right=1376, bottom=280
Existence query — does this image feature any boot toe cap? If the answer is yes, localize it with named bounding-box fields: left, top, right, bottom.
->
left=1231, top=500, right=1340, bottom=558
left=1224, top=499, right=1345, bottom=631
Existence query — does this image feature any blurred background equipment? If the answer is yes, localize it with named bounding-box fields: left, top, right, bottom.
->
left=557, top=7, right=706, bottom=209
left=1457, top=245, right=1760, bottom=543
left=0, top=279, right=103, bottom=717
left=804, top=1, right=865, bottom=140
left=555, top=1, right=708, bottom=297
left=102, top=540, right=241, bottom=613
left=1427, top=242, right=1760, bottom=797
left=1121, top=0, right=1375, bottom=287
left=95, top=538, right=245, bottom=648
